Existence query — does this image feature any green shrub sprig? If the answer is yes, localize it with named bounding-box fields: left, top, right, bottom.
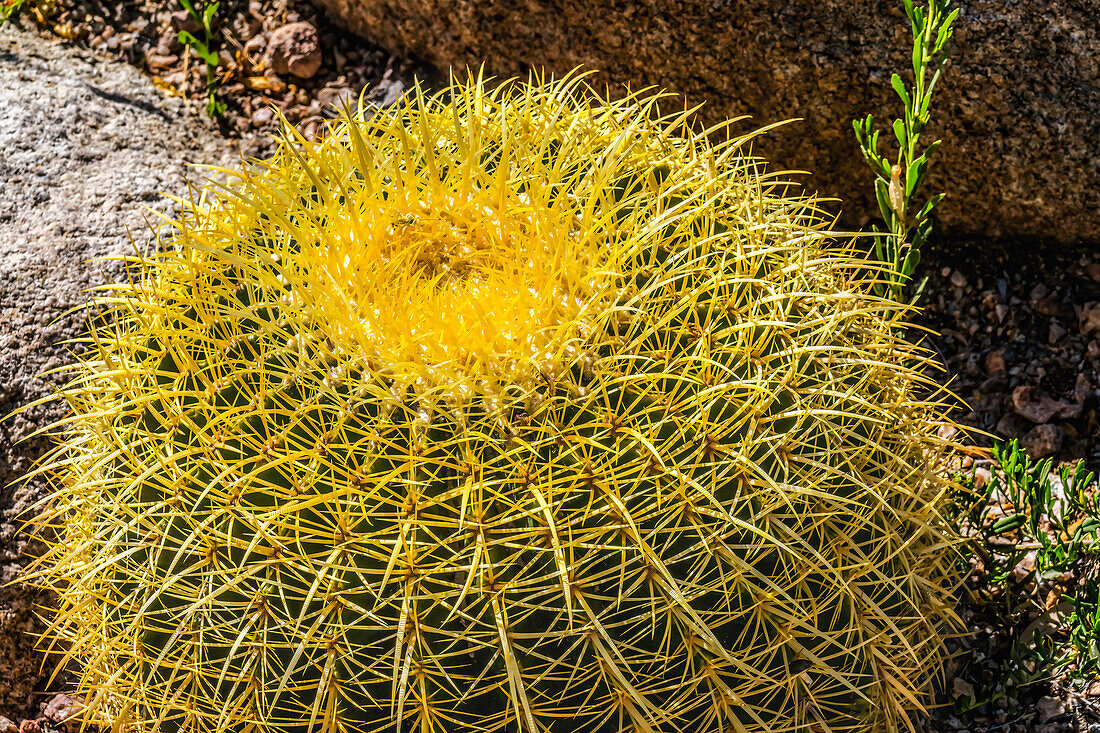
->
left=950, top=441, right=1100, bottom=713
left=854, top=0, right=958, bottom=303
left=0, top=0, right=25, bottom=22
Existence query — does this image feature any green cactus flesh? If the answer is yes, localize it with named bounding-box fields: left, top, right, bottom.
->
left=29, top=74, right=960, bottom=733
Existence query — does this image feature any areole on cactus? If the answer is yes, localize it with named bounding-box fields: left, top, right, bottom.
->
left=25, top=71, right=961, bottom=733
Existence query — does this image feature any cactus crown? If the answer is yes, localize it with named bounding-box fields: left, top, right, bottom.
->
left=27, top=72, right=960, bottom=733
left=214, top=73, right=782, bottom=397
left=275, top=77, right=610, bottom=391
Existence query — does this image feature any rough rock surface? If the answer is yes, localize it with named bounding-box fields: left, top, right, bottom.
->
left=314, top=0, right=1100, bottom=246
left=0, top=24, right=233, bottom=716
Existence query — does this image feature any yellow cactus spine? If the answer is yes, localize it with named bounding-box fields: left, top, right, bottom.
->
left=26, top=71, right=961, bottom=733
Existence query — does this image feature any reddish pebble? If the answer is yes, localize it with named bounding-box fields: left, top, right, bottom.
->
left=267, top=22, right=322, bottom=79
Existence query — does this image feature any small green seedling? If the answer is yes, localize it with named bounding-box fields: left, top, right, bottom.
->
left=854, top=0, right=958, bottom=303
left=177, top=0, right=226, bottom=117
left=0, top=0, right=30, bottom=24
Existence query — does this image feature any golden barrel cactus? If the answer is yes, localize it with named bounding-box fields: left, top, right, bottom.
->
left=28, top=73, right=960, bottom=733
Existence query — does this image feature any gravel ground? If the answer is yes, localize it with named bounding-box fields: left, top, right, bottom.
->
left=9, top=0, right=427, bottom=158
left=919, top=243, right=1100, bottom=473
left=914, top=245, right=1100, bottom=732
left=3, top=1, right=1100, bottom=730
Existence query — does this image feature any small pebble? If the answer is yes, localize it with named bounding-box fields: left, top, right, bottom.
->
left=317, top=84, right=355, bottom=110
left=232, top=13, right=262, bottom=41
left=1021, top=423, right=1064, bottom=458
left=145, top=52, right=178, bottom=72
left=1075, top=372, right=1091, bottom=402
left=168, top=9, right=201, bottom=34
left=161, top=70, right=185, bottom=88
left=951, top=676, right=976, bottom=701
left=984, top=349, right=1006, bottom=376
left=1010, top=549, right=1037, bottom=583
left=1080, top=302, right=1100, bottom=335
left=268, top=21, right=323, bottom=79
left=1036, top=695, right=1065, bottom=723
left=1012, top=384, right=1080, bottom=422
left=1048, top=320, right=1067, bottom=343
left=244, top=33, right=267, bottom=57
left=43, top=693, right=81, bottom=723
left=155, top=32, right=179, bottom=56
left=995, top=412, right=1026, bottom=439
left=244, top=73, right=285, bottom=93
left=251, top=106, right=274, bottom=126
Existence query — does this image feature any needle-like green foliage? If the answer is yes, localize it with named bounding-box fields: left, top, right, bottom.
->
left=854, top=0, right=958, bottom=303
left=26, top=72, right=962, bottom=733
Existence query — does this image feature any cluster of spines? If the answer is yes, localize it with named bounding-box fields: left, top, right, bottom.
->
left=25, top=72, right=960, bottom=733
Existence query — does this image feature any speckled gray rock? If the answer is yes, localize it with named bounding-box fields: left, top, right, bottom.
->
left=0, top=23, right=234, bottom=716
left=314, top=0, right=1100, bottom=246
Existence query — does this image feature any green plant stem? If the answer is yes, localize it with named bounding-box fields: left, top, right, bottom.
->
left=0, top=0, right=26, bottom=23
left=853, top=0, right=957, bottom=304
left=177, top=0, right=225, bottom=117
